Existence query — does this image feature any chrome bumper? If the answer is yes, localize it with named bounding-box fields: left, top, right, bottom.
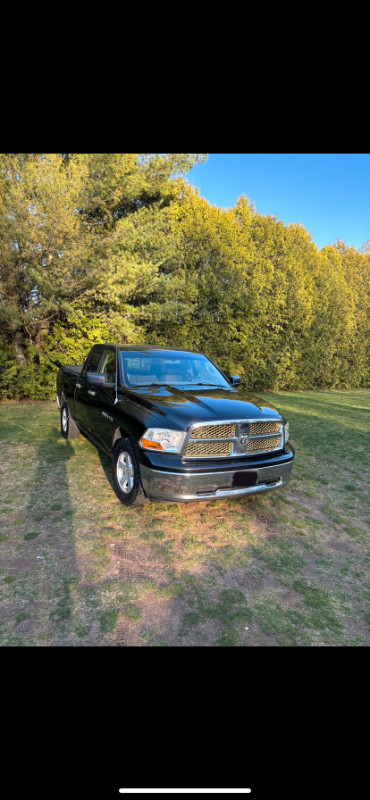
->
left=140, top=458, right=294, bottom=502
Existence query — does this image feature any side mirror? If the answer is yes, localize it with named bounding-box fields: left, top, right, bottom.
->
left=229, top=375, right=241, bottom=386
left=86, top=372, right=106, bottom=384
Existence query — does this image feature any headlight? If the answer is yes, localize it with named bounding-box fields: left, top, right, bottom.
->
left=284, top=421, right=290, bottom=444
left=139, top=428, right=186, bottom=453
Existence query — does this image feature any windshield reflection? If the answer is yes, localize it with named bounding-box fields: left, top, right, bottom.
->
left=119, top=351, right=230, bottom=389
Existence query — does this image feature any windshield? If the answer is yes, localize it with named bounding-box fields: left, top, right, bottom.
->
left=119, top=351, right=230, bottom=389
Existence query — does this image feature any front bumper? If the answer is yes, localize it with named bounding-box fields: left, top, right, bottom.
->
left=140, top=445, right=294, bottom=502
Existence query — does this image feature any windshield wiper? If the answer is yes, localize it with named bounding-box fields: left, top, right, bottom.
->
left=134, top=383, right=166, bottom=388
left=134, top=382, right=223, bottom=388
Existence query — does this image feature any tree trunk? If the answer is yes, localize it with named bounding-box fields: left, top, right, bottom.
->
left=13, top=331, right=26, bottom=365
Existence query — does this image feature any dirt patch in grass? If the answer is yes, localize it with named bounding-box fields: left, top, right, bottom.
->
left=324, top=536, right=362, bottom=555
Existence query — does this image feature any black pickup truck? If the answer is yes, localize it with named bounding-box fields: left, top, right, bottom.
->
left=56, top=344, right=294, bottom=505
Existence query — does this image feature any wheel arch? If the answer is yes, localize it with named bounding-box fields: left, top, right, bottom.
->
left=112, top=426, right=130, bottom=450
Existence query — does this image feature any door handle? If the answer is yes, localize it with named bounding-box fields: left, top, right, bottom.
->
left=76, top=383, right=82, bottom=389
left=88, top=390, right=96, bottom=396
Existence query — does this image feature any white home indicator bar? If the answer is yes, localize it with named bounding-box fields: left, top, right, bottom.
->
left=119, top=791, right=252, bottom=795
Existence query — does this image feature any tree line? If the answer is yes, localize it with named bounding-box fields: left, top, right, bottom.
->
left=0, top=153, right=369, bottom=399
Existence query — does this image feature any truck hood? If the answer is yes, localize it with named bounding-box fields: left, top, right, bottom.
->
left=125, top=385, right=283, bottom=430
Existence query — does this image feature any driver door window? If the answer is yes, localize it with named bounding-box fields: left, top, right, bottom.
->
left=99, top=350, right=116, bottom=384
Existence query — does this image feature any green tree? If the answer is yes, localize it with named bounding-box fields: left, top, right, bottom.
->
left=1, top=154, right=368, bottom=399
left=0, top=153, right=205, bottom=398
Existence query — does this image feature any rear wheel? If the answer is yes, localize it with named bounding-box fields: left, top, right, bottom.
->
left=112, top=437, right=148, bottom=506
left=61, top=402, right=80, bottom=439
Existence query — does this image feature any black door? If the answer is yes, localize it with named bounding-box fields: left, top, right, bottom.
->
left=74, top=346, right=105, bottom=430
left=85, top=348, right=118, bottom=448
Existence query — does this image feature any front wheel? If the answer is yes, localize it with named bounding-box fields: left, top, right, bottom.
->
left=112, top=437, right=148, bottom=506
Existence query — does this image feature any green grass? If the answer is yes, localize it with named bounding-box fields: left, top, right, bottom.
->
left=99, top=609, right=119, bottom=633
left=0, top=391, right=369, bottom=646
left=122, top=604, right=142, bottom=620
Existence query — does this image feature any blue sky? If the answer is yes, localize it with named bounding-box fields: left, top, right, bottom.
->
left=187, top=154, right=370, bottom=251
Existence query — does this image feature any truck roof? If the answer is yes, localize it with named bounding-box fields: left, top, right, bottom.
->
left=98, top=344, right=201, bottom=356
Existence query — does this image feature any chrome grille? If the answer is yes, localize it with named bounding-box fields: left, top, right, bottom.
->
left=184, top=418, right=283, bottom=459
left=247, top=436, right=281, bottom=453
left=185, top=441, right=233, bottom=458
left=249, top=422, right=280, bottom=435
left=190, top=423, right=235, bottom=439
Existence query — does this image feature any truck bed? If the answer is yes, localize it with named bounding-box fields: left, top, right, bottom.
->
left=60, top=365, right=82, bottom=377
left=57, top=365, right=83, bottom=417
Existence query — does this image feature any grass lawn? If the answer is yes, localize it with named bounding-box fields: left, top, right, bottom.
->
left=0, top=390, right=369, bottom=646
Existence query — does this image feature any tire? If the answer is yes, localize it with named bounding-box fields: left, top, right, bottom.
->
left=61, top=402, right=80, bottom=440
left=112, top=437, right=148, bottom=506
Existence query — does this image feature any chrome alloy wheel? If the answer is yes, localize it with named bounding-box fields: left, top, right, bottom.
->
left=116, top=451, right=135, bottom=494
left=62, top=406, right=68, bottom=432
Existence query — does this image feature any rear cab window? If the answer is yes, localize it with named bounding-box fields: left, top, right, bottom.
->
left=82, top=347, right=104, bottom=377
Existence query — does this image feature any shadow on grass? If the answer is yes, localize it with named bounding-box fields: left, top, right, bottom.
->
left=20, top=427, right=81, bottom=643
left=95, top=446, right=115, bottom=492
